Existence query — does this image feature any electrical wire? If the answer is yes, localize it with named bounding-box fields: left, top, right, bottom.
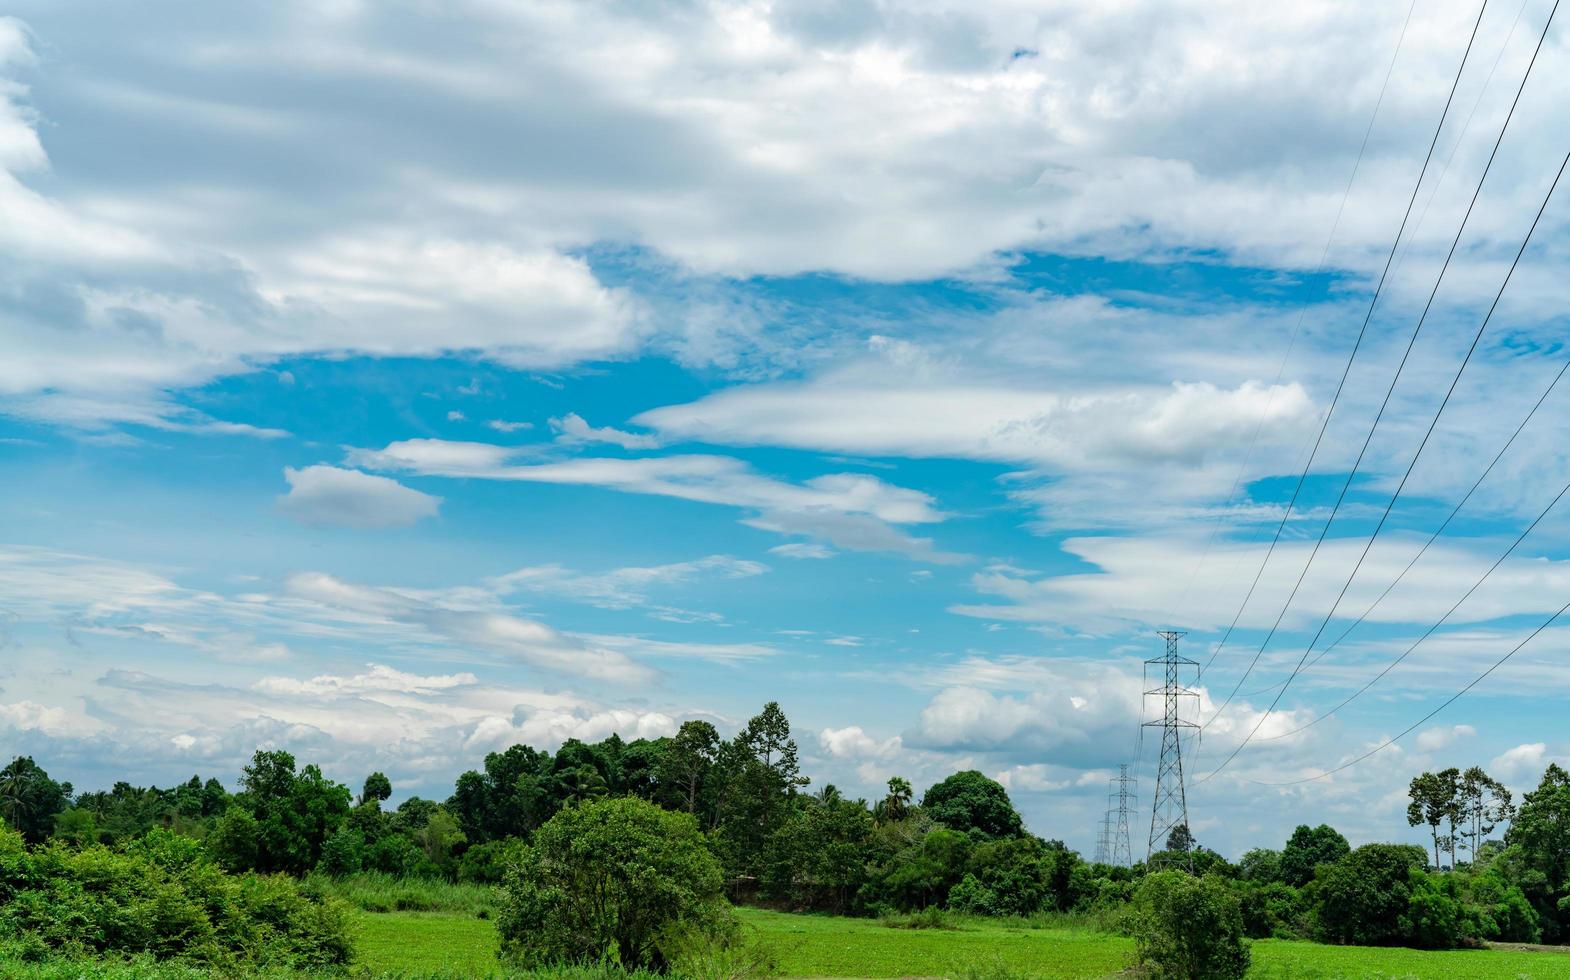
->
left=1237, top=355, right=1570, bottom=705
left=1177, top=0, right=1421, bottom=632
left=1245, top=598, right=1570, bottom=786
left=1197, top=0, right=1563, bottom=782
left=1190, top=0, right=1493, bottom=685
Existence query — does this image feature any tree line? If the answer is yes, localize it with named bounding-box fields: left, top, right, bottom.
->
left=6, top=701, right=1570, bottom=951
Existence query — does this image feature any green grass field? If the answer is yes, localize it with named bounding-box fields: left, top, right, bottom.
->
left=354, top=907, right=1570, bottom=978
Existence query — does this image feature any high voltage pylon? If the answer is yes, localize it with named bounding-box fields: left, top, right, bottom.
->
left=1110, top=763, right=1136, bottom=867
left=1145, top=631, right=1199, bottom=867
left=1092, top=811, right=1112, bottom=865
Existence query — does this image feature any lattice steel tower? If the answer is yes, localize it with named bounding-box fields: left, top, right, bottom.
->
left=1144, top=630, right=1199, bottom=866
left=1110, top=763, right=1136, bottom=867
left=1092, top=812, right=1112, bottom=865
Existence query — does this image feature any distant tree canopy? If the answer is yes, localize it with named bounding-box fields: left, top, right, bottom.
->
left=4, top=712, right=1554, bottom=958
left=1279, top=824, right=1350, bottom=887
left=0, top=756, right=71, bottom=844
left=920, top=770, right=1023, bottom=839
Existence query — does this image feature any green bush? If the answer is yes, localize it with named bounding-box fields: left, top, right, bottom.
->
left=459, top=838, right=525, bottom=885
left=877, top=906, right=954, bottom=929
left=497, top=797, right=736, bottom=970
left=1129, top=872, right=1250, bottom=980
left=310, top=871, right=499, bottom=916
left=0, top=826, right=353, bottom=970
left=1467, top=869, right=1541, bottom=943
left=1236, top=880, right=1308, bottom=939
left=1313, top=843, right=1428, bottom=946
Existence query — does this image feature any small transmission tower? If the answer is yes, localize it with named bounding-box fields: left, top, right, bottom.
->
left=1144, top=630, right=1199, bottom=867
left=1092, top=811, right=1112, bottom=865
left=1110, top=763, right=1136, bottom=867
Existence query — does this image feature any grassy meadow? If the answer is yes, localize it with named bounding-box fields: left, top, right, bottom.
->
left=346, top=906, right=1570, bottom=979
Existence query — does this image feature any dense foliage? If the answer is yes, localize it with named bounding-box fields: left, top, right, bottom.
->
left=1130, top=871, right=1250, bottom=980
left=0, top=826, right=352, bottom=970
left=497, top=797, right=734, bottom=970
left=5, top=699, right=1565, bottom=967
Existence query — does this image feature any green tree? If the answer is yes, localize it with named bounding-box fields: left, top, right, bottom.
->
left=1165, top=824, right=1195, bottom=854
left=497, top=796, right=734, bottom=970
left=718, top=702, right=808, bottom=874
left=1458, top=766, right=1513, bottom=862
left=1238, top=848, right=1281, bottom=884
left=1278, top=824, right=1349, bottom=887
left=920, top=770, right=1023, bottom=839
left=1503, top=763, right=1570, bottom=941
left=420, top=807, right=467, bottom=878
left=360, top=772, right=393, bottom=806
left=237, top=749, right=352, bottom=875
left=877, top=777, right=914, bottom=823
left=660, top=720, right=719, bottom=815
left=1313, top=843, right=1429, bottom=946
left=0, top=756, right=72, bottom=844
left=317, top=826, right=365, bottom=876
left=1130, top=871, right=1250, bottom=980
left=762, top=792, right=877, bottom=914
left=1407, top=768, right=1461, bottom=869
left=207, top=806, right=260, bottom=873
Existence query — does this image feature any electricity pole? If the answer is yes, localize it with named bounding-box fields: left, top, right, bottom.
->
left=1145, top=630, right=1199, bottom=868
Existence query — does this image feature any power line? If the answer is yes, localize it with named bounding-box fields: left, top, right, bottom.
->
left=1247, top=598, right=1570, bottom=787
left=1198, top=0, right=1565, bottom=782
left=1257, top=419, right=1570, bottom=742
left=1175, top=0, right=1421, bottom=622
left=1237, top=354, right=1570, bottom=706
left=1194, top=0, right=1494, bottom=683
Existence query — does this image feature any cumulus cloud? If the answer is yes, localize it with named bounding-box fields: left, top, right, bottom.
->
left=277, top=465, right=441, bottom=528
left=1415, top=723, right=1476, bottom=752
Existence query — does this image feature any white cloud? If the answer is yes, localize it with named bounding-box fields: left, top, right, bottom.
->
left=951, top=533, right=1570, bottom=635
left=283, top=571, right=656, bottom=684
left=1488, top=742, right=1568, bottom=791
left=550, top=412, right=661, bottom=450
left=491, top=554, right=766, bottom=618
left=0, top=700, right=74, bottom=736
left=254, top=664, right=479, bottom=698
left=277, top=465, right=441, bottom=528
left=770, top=542, right=835, bottom=559
left=352, top=439, right=965, bottom=561
left=487, top=419, right=532, bottom=433
left=446, top=410, right=466, bottom=421
left=1415, top=723, right=1476, bottom=753
left=819, top=725, right=903, bottom=760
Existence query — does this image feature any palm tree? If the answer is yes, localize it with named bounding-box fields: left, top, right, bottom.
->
left=878, top=776, right=913, bottom=822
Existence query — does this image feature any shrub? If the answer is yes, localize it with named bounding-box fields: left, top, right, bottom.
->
left=1236, top=880, right=1308, bottom=940
left=459, top=837, right=525, bottom=884
left=497, top=796, right=735, bottom=970
left=316, top=827, right=365, bottom=877
left=877, top=906, right=954, bottom=929
left=1467, top=869, right=1541, bottom=943
left=1313, top=843, right=1428, bottom=946
left=946, top=873, right=993, bottom=915
left=1129, top=872, right=1250, bottom=980
left=1402, top=870, right=1481, bottom=949
left=0, top=826, right=353, bottom=970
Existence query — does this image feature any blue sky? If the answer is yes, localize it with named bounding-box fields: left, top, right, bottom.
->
left=4, top=0, right=1570, bottom=858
